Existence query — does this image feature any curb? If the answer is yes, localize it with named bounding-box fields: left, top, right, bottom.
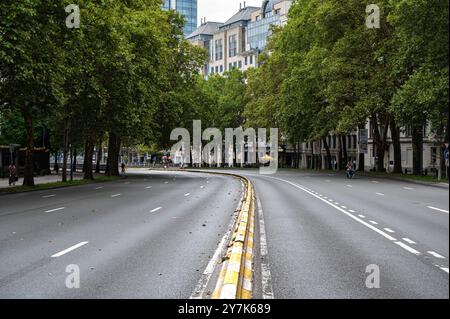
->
left=212, top=175, right=255, bottom=299
left=358, top=172, right=449, bottom=189
left=184, top=169, right=256, bottom=299
left=0, top=175, right=126, bottom=196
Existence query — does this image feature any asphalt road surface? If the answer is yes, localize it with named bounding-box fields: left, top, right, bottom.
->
left=222, top=169, right=449, bottom=299
left=0, top=168, right=448, bottom=299
left=0, top=170, right=241, bottom=298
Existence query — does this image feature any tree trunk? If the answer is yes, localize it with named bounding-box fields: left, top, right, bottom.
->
left=72, top=147, right=77, bottom=172
left=337, top=136, right=343, bottom=170
left=20, top=104, right=35, bottom=186
left=106, top=133, right=121, bottom=176
left=323, top=137, right=332, bottom=170
left=62, top=124, right=69, bottom=182
left=372, top=116, right=386, bottom=172
left=53, top=151, right=58, bottom=172
left=342, top=136, right=348, bottom=167
left=95, top=144, right=102, bottom=174
left=412, top=125, right=423, bottom=175
left=390, top=119, right=402, bottom=174
left=83, top=139, right=95, bottom=180
left=358, top=125, right=365, bottom=171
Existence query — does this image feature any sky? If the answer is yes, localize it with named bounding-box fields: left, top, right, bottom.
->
left=197, top=0, right=263, bottom=25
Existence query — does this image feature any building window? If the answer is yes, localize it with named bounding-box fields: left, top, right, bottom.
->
left=229, top=35, right=237, bottom=57
left=245, top=57, right=248, bottom=65
left=250, top=55, right=253, bottom=65
left=404, top=125, right=412, bottom=137
left=238, top=61, right=242, bottom=69
left=220, top=65, right=223, bottom=73
left=215, top=66, right=218, bottom=73
left=215, top=39, right=223, bottom=61
left=229, top=63, right=232, bottom=70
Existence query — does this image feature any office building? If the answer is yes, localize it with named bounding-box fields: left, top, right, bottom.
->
left=163, top=0, right=198, bottom=36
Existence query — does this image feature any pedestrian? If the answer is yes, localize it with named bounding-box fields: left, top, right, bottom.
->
left=8, top=163, right=17, bottom=186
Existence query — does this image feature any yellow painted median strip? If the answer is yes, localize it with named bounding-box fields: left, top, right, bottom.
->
left=211, top=174, right=255, bottom=299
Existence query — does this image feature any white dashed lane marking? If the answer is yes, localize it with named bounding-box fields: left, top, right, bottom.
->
left=402, top=238, right=416, bottom=244
left=384, top=228, right=395, bottom=233
left=150, top=207, right=162, bottom=213
left=42, top=194, right=56, bottom=198
left=427, top=206, right=449, bottom=214
left=437, top=266, right=449, bottom=274
left=45, top=207, right=65, bottom=213
left=428, top=251, right=446, bottom=259
left=376, top=192, right=385, bottom=196
left=51, top=241, right=88, bottom=258
left=111, top=194, right=121, bottom=198
left=184, top=193, right=190, bottom=197
left=394, top=241, right=421, bottom=255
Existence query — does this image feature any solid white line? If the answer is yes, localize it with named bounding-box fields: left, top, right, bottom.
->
left=358, top=214, right=365, bottom=218
left=45, top=207, right=65, bottom=213
left=111, top=194, right=121, bottom=198
left=264, top=176, right=397, bottom=241
left=190, top=180, right=244, bottom=299
left=42, top=194, right=56, bottom=198
left=257, top=195, right=274, bottom=299
left=428, top=251, right=446, bottom=259
left=427, top=206, right=449, bottom=214
left=384, top=228, right=395, bottom=233
left=376, top=192, right=385, bottom=196
left=402, top=238, right=416, bottom=244
left=184, top=193, right=190, bottom=197
left=394, top=241, right=421, bottom=255
left=369, top=220, right=378, bottom=225
left=150, top=207, right=162, bottom=213
left=51, top=241, right=88, bottom=258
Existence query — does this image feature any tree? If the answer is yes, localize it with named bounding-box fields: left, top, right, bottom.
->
left=0, top=0, right=66, bottom=185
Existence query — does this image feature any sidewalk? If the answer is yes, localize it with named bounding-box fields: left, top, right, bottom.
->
left=0, top=172, right=83, bottom=189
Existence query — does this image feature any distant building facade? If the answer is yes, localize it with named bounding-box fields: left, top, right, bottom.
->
left=163, top=0, right=198, bottom=37
left=187, top=1, right=292, bottom=76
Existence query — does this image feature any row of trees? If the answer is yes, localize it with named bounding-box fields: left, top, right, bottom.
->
left=1, top=0, right=448, bottom=185
left=243, top=0, right=449, bottom=174
left=0, top=0, right=206, bottom=186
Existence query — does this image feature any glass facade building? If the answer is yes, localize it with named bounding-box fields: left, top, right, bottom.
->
left=163, top=0, right=198, bottom=36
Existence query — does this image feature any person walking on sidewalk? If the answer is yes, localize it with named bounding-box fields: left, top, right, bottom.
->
left=8, top=163, right=17, bottom=186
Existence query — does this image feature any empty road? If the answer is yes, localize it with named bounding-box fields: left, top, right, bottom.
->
left=0, top=170, right=241, bottom=298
